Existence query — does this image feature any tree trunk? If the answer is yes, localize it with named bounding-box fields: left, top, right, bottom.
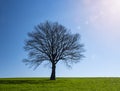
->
left=50, top=63, right=56, bottom=80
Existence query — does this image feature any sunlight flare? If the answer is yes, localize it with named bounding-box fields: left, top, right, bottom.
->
left=83, top=0, right=120, bottom=40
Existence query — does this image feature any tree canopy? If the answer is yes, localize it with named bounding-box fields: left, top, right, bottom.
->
left=23, top=21, right=85, bottom=80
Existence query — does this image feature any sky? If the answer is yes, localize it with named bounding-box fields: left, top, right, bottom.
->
left=0, top=0, right=120, bottom=78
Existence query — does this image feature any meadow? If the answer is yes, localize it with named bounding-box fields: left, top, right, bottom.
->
left=0, top=77, right=120, bottom=91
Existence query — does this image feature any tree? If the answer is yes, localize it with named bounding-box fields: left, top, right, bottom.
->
left=23, top=21, right=85, bottom=80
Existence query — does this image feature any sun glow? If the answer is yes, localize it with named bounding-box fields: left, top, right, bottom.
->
left=102, top=0, right=120, bottom=22
left=83, top=0, right=120, bottom=43
left=84, top=0, right=120, bottom=26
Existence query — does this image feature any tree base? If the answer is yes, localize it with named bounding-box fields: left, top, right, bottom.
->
left=50, top=77, right=56, bottom=80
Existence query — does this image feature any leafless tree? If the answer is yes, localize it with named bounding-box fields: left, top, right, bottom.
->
left=23, top=21, right=85, bottom=80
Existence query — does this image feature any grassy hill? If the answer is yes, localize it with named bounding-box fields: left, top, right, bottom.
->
left=0, top=77, right=120, bottom=91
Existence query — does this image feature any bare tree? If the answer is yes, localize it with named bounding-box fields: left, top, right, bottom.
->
left=23, top=21, right=85, bottom=80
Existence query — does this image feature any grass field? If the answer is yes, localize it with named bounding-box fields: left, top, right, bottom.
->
left=0, top=77, right=120, bottom=91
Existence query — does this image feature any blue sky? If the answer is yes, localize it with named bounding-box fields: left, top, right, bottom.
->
left=1, top=0, right=120, bottom=78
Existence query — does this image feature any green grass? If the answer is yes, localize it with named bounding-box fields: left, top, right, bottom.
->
left=0, top=77, right=120, bottom=91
